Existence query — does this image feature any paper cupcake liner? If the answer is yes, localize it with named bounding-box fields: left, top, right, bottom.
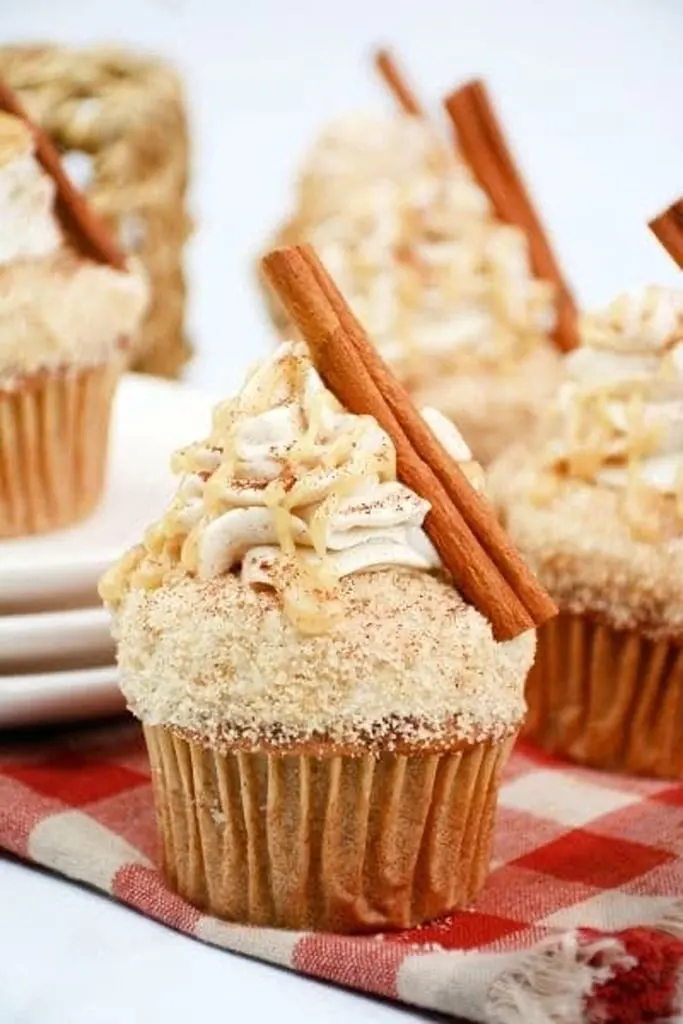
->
left=0, top=363, right=119, bottom=538
left=143, top=725, right=516, bottom=933
left=524, top=613, right=683, bottom=779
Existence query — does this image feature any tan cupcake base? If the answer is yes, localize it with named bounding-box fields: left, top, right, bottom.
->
left=144, top=725, right=516, bottom=933
left=525, top=613, right=683, bottom=779
left=0, top=364, right=119, bottom=538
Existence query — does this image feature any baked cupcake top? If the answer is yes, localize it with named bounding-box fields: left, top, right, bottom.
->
left=490, top=286, right=683, bottom=636
left=274, top=113, right=557, bottom=385
left=103, top=340, right=533, bottom=750
left=0, top=112, right=148, bottom=385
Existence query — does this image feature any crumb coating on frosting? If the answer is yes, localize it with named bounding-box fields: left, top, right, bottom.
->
left=113, top=567, right=533, bottom=751
left=489, top=445, right=683, bottom=638
left=0, top=250, right=148, bottom=382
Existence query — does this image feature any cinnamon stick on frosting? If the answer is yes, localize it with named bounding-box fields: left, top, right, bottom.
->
left=444, top=80, right=577, bottom=353
left=0, top=77, right=125, bottom=270
left=649, top=199, right=683, bottom=269
left=262, top=243, right=557, bottom=641
left=373, top=48, right=424, bottom=117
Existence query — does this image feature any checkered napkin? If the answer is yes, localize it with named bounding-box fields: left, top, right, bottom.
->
left=1, top=720, right=682, bottom=1023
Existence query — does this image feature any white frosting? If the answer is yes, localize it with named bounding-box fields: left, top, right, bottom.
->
left=0, top=152, right=61, bottom=265
left=547, top=286, right=683, bottom=497
left=171, top=343, right=445, bottom=588
left=109, top=342, right=483, bottom=632
left=283, top=113, right=557, bottom=379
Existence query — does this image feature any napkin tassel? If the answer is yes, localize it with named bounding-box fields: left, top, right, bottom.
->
left=487, top=933, right=630, bottom=1024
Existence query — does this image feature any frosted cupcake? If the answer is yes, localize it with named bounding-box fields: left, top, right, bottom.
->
left=263, top=111, right=566, bottom=464
left=0, top=110, right=147, bottom=537
left=490, top=286, right=683, bottom=778
left=102, top=336, right=536, bottom=933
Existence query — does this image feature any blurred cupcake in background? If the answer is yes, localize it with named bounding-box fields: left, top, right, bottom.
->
left=261, top=53, right=576, bottom=464
left=489, top=285, right=683, bottom=778
left=0, top=44, right=192, bottom=379
left=0, top=95, right=148, bottom=538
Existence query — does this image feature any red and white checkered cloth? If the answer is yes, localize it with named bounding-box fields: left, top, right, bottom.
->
left=1, top=718, right=682, bottom=1023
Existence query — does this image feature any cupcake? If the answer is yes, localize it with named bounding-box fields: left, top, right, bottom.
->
left=101, top=290, right=541, bottom=932
left=262, top=96, right=572, bottom=465
left=489, top=286, right=683, bottom=778
left=0, top=107, right=148, bottom=537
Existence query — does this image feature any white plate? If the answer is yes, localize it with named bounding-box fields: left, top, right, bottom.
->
left=0, top=606, right=114, bottom=670
left=0, top=374, right=213, bottom=611
left=0, top=665, right=124, bottom=728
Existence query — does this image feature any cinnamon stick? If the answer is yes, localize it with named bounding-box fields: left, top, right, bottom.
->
left=299, top=243, right=556, bottom=628
left=0, top=77, right=126, bottom=270
left=263, top=244, right=557, bottom=640
left=444, top=80, right=577, bottom=353
left=374, top=48, right=424, bottom=117
left=649, top=199, right=683, bottom=269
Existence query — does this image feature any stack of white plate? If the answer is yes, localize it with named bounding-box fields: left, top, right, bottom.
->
left=0, top=374, right=212, bottom=728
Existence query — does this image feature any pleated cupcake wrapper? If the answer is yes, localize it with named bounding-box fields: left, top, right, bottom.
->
left=524, top=612, right=683, bottom=779
left=143, top=725, right=516, bottom=934
left=0, top=364, right=119, bottom=538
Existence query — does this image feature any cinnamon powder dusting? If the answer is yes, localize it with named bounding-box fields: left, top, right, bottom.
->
left=113, top=567, right=532, bottom=751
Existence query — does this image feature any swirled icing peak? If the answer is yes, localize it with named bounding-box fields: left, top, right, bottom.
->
left=100, top=342, right=482, bottom=633
left=543, top=286, right=683, bottom=538
left=279, top=113, right=557, bottom=382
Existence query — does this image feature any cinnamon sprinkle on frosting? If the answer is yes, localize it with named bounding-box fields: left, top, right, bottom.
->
left=113, top=567, right=533, bottom=749
left=101, top=341, right=484, bottom=636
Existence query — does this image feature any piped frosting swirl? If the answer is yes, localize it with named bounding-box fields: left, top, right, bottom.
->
left=543, top=286, right=683, bottom=538
left=101, top=342, right=482, bottom=633
left=279, top=113, right=557, bottom=382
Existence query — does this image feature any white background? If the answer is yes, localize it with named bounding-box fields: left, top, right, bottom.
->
left=2, top=0, right=683, bottom=1021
